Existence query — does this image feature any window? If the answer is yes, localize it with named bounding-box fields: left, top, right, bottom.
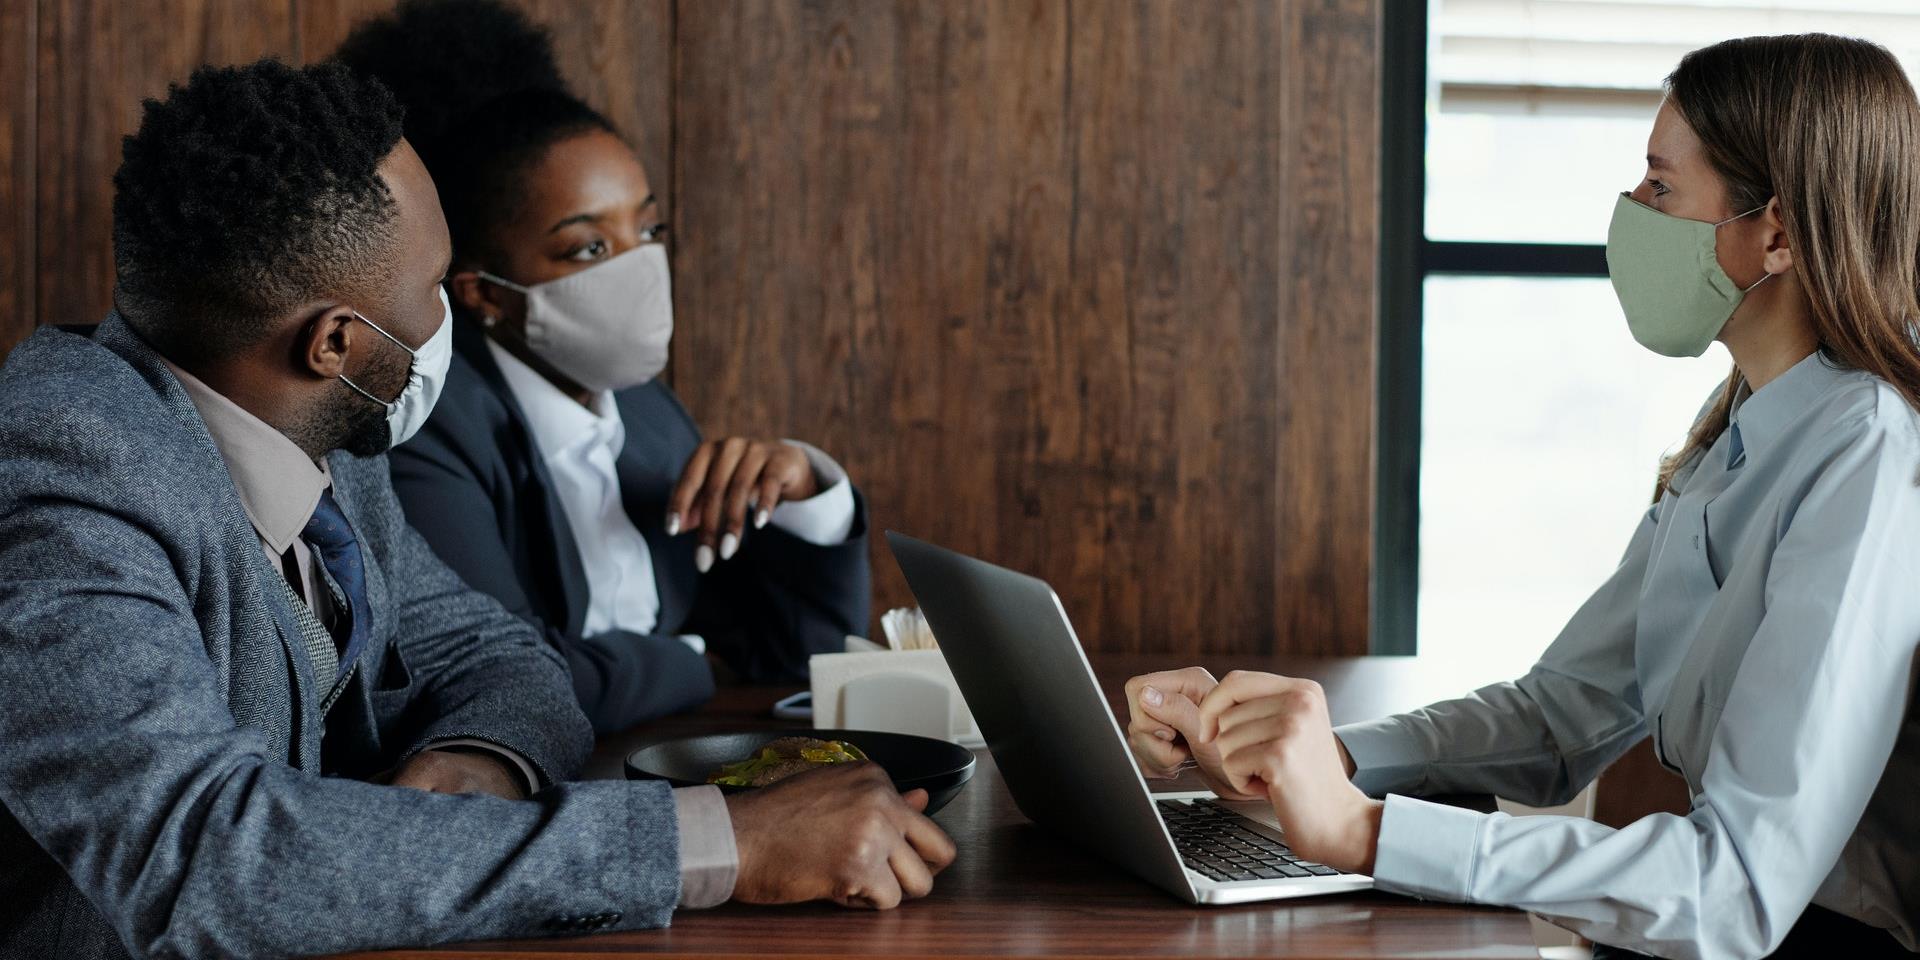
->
left=1376, top=1, right=1920, bottom=663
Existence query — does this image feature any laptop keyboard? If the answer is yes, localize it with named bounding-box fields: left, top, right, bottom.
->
left=1157, top=798, right=1346, bottom=882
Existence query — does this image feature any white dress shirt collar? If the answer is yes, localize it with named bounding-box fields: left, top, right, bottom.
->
left=488, top=340, right=624, bottom=464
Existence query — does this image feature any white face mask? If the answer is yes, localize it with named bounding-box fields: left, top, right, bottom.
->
left=338, top=286, right=454, bottom=449
left=477, top=244, right=673, bottom=392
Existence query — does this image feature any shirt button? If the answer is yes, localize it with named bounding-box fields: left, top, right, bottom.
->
left=1692, top=534, right=1701, bottom=550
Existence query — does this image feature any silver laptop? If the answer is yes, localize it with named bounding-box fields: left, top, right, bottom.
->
left=888, top=532, right=1373, bottom=905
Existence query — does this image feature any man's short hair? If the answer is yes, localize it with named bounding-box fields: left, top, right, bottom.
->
left=111, top=58, right=406, bottom=365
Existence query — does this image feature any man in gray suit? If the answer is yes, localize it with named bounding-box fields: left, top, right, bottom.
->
left=0, top=60, right=953, bottom=960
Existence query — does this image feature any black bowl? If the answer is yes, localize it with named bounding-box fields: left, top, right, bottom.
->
left=624, top=729, right=976, bottom=815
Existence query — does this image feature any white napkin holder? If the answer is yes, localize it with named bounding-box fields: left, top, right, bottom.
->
left=810, top=638, right=983, bottom=748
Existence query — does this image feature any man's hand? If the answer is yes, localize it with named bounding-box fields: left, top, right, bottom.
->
left=384, top=748, right=526, bottom=801
left=665, top=438, right=820, bottom=572
left=726, top=762, right=956, bottom=909
left=1196, top=671, right=1382, bottom=873
left=1123, top=667, right=1264, bottom=801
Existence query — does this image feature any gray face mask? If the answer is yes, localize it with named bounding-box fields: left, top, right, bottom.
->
left=477, top=244, right=673, bottom=392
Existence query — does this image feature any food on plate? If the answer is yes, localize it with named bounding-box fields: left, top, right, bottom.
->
left=708, top=736, right=870, bottom=787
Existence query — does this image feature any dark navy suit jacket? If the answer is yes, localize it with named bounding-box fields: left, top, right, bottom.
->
left=389, top=321, right=871, bottom=732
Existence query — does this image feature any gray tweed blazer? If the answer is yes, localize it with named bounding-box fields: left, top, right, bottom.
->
left=0, top=316, right=684, bottom=959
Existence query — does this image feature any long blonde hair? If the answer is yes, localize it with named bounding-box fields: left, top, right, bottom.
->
left=1655, top=34, right=1920, bottom=495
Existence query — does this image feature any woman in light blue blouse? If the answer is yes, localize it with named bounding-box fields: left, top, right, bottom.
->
left=1126, top=34, right=1920, bottom=960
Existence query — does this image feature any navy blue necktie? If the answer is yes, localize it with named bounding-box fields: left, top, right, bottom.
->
left=302, top=489, right=370, bottom=678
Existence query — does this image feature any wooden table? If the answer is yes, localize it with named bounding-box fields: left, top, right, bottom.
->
left=346, top=655, right=1541, bottom=958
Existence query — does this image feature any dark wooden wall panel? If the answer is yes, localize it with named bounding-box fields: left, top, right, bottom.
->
left=1, top=0, right=34, bottom=355
left=671, top=0, right=1078, bottom=645
left=1061, top=0, right=1289, bottom=656
left=1275, top=0, right=1380, bottom=654
left=3, top=0, right=1382, bottom=656
left=34, top=0, right=295, bottom=328
left=673, top=0, right=1379, bottom=654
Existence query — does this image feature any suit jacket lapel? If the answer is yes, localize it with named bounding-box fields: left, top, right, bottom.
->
left=92, top=313, right=313, bottom=763
left=614, top=388, right=699, bottom=634
left=454, top=322, right=593, bottom=636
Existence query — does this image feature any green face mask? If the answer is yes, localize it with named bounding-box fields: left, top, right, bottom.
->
left=1604, top=192, right=1772, bottom=357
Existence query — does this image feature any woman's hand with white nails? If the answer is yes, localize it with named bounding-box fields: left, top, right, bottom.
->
left=1121, top=667, right=1265, bottom=801
left=665, top=437, right=819, bottom=572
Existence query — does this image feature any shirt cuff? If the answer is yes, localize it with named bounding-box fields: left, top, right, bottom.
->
left=1369, top=793, right=1489, bottom=902
left=1333, top=719, right=1431, bottom=798
left=769, top=440, right=856, bottom=546
left=677, top=634, right=708, bottom=655
left=425, top=738, right=542, bottom=796
left=674, top=785, right=739, bottom=909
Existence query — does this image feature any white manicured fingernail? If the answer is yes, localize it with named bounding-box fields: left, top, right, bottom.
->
left=720, top=532, right=739, bottom=561
left=754, top=509, right=770, bottom=529
left=665, top=512, right=681, bottom=536
left=1142, top=685, right=1164, bottom=708
left=695, top=545, right=714, bottom=573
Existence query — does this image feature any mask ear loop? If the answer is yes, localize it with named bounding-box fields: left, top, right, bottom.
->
left=338, top=310, right=416, bottom=407
left=348, top=310, right=419, bottom=357
left=1715, top=200, right=1776, bottom=294
left=1713, top=202, right=1769, bottom=227
left=473, top=271, right=528, bottom=330
left=473, top=270, right=529, bottom=293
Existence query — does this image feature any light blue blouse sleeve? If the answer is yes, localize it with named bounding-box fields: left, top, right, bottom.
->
left=1364, top=417, right=1920, bottom=960
left=1335, top=501, right=1657, bottom=807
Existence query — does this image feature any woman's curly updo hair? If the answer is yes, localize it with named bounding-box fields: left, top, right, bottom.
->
left=332, top=0, right=619, bottom=264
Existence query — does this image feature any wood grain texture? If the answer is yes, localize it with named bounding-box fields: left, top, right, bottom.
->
left=669, top=0, right=1066, bottom=639
left=1274, top=0, right=1379, bottom=654
left=10, top=0, right=1385, bottom=656
left=329, top=655, right=1538, bottom=960
left=34, top=0, right=295, bottom=328
left=0, top=0, right=34, bottom=355
left=671, top=0, right=1382, bottom=656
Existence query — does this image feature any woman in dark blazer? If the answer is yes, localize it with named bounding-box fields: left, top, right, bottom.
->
left=337, top=0, right=870, bottom=733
